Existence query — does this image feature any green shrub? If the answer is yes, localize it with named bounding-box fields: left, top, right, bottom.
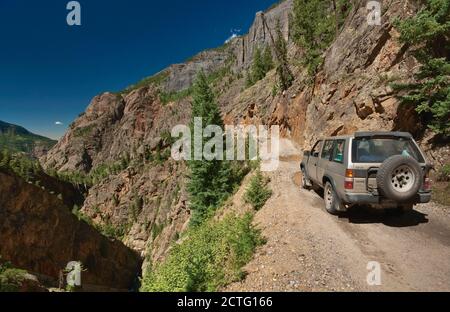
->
left=393, top=0, right=450, bottom=136
left=73, top=125, right=94, bottom=138
left=140, top=213, right=263, bottom=292
left=437, top=164, right=450, bottom=182
left=152, top=222, right=165, bottom=240
left=0, top=259, right=26, bottom=292
left=244, top=170, right=272, bottom=210
left=100, top=222, right=126, bottom=240
left=72, top=204, right=80, bottom=214
left=72, top=208, right=93, bottom=226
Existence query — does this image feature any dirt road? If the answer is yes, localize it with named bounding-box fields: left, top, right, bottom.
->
left=226, top=140, right=450, bottom=292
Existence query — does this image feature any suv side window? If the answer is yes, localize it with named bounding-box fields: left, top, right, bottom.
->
left=311, top=141, right=323, bottom=157
left=322, top=140, right=334, bottom=160
left=331, top=140, right=345, bottom=163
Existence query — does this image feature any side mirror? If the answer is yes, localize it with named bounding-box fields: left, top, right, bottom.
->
left=304, top=151, right=310, bottom=157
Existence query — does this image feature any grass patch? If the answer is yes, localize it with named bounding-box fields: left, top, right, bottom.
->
left=73, top=125, right=94, bottom=138
left=437, top=164, right=450, bottom=182
left=159, top=88, right=192, bottom=105
left=140, top=213, right=264, bottom=292
left=120, top=71, right=169, bottom=94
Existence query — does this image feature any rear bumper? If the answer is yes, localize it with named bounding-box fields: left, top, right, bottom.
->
left=343, top=192, right=432, bottom=205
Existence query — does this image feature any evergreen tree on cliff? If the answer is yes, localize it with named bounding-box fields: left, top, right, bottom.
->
left=394, top=0, right=450, bottom=136
left=188, top=71, right=232, bottom=226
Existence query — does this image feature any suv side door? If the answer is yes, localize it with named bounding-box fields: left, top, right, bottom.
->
left=316, top=140, right=335, bottom=187
left=307, top=140, right=323, bottom=183
left=328, top=139, right=347, bottom=198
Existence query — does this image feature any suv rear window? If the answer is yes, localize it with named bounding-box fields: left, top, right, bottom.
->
left=352, top=137, right=424, bottom=163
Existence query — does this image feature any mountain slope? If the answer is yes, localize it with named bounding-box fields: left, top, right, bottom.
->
left=0, top=120, right=56, bottom=157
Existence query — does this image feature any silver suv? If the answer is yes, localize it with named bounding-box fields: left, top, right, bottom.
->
left=300, top=132, right=432, bottom=214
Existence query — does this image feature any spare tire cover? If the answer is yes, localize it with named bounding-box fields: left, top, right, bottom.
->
left=376, top=155, right=422, bottom=202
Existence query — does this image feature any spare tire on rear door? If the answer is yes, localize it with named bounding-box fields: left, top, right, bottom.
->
left=376, top=155, right=422, bottom=202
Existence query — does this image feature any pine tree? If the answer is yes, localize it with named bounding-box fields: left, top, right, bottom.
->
left=252, top=47, right=265, bottom=82
left=291, top=0, right=351, bottom=77
left=246, top=46, right=274, bottom=87
left=244, top=169, right=272, bottom=210
left=188, top=71, right=233, bottom=226
left=274, top=22, right=294, bottom=90
left=262, top=46, right=274, bottom=74
left=0, top=150, right=11, bottom=168
left=394, top=0, right=450, bottom=136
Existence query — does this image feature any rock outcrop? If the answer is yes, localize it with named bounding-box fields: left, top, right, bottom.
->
left=0, top=168, right=142, bottom=290
left=231, top=0, right=292, bottom=69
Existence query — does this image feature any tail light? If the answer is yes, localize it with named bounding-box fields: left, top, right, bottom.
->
left=345, top=169, right=354, bottom=190
left=423, top=173, right=432, bottom=191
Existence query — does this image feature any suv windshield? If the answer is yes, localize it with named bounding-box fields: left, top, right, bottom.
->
left=352, top=137, right=424, bottom=163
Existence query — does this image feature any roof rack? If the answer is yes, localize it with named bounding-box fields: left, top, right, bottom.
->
left=354, top=131, right=413, bottom=139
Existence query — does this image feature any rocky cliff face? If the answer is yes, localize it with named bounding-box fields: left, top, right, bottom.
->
left=38, top=0, right=448, bottom=276
left=40, top=86, right=192, bottom=264
left=0, top=168, right=142, bottom=290
left=302, top=0, right=420, bottom=144
left=220, top=0, right=448, bottom=165
left=232, top=0, right=292, bottom=69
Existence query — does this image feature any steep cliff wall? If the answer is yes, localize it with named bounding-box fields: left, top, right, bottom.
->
left=0, top=168, right=142, bottom=290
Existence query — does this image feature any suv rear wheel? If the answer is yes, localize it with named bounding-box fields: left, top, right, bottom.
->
left=324, top=182, right=344, bottom=215
left=377, top=155, right=422, bottom=202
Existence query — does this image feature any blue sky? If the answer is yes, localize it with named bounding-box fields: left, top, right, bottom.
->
left=0, top=0, right=276, bottom=139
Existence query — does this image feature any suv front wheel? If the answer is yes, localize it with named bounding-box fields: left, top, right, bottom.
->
left=324, top=182, right=344, bottom=215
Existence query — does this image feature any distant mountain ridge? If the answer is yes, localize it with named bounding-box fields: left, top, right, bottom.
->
left=0, top=120, right=56, bottom=156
